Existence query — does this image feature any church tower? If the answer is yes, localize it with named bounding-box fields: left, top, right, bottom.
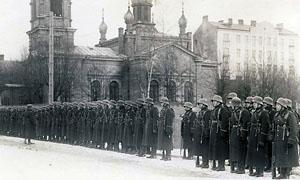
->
left=27, top=0, right=76, bottom=54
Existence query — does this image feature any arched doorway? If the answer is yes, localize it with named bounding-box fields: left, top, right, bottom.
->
left=91, top=80, right=101, bottom=101
left=184, top=81, right=193, bottom=103
left=109, top=81, right=119, bottom=101
left=167, top=81, right=176, bottom=102
left=150, top=80, right=159, bottom=102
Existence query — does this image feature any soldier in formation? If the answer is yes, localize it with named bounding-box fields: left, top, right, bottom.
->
left=0, top=93, right=299, bottom=178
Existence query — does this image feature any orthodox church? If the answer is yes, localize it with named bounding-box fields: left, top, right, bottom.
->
left=27, top=0, right=217, bottom=103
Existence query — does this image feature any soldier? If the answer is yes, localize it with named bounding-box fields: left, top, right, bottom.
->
left=285, top=98, right=300, bottom=146
left=133, top=99, right=146, bottom=156
left=158, top=97, right=174, bottom=161
left=116, top=100, right=126, bottom=151
left=209, top=95, right=230, bottom=171
left=244, top=97, right=254, bottom=114
left=93, top=103, right=104, bottom=148
left=246, top=96, right=270, bottom=177
left=194, top=99, right=211, bottom=168
left=102, top=100, right=110, bottom=149
left=142, top=98, right=159, bottom=158
left=181, top=102, right=196, bottom=160
left=122, top=101, right=135, bottom=153
left=263, top=97, right=276, bottom=172
left=108, top=100, right=118, bottom=150
left=24, top=104, right=35, bottom=145
left=229, top=97, right=250, bottom=174
left=273, top=98, right=299, bottom=179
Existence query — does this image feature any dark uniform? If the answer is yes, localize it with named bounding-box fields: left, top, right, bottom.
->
left=209, top=96, right=230, bottom=171
left=24, top=105, right=35, bottom=144
left=274, top=98, right=299, bottom=179
left=181, top=103, right=196, bottom=159
left=246, top=97, right=270, bottom=177
left=229, top=100, right=250, bottom=174
left=122, top=102, right=136, bottom=153
left=133, top=100, right=146, bottom=156
left=194, top=102, right=211, bottom=168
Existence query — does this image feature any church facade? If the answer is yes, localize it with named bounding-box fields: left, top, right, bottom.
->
left=27, top=0, right=217, bottom=104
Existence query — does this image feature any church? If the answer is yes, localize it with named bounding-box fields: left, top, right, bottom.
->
left=26, top=0, right=217, bottom=104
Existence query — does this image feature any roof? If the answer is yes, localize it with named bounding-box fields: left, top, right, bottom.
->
left=139, top=43, right=201, bottom=59
left=72, top=46, right=124, bottom=59
left=210, top=22, right=251, bottom=31
left=279, top=28, right=298, bottom=36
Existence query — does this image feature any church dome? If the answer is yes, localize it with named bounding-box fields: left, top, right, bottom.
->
left=178, top=14, right=187, bottom=28
left=99, top=20, right=108, bottom=34
left=124, top=8, right=134, bottom=24
left=131, top=0, right=153, bottom=5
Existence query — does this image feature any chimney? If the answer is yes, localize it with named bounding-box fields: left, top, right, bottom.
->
left=276, top=23, right=284, bottom=30
left=0, top=54, right=4, bottom=61
left=251, top=20, right=256, bottom=27
left=238, top=19, right=244, bottom=25
left=202, top=15, right=208, bottom=23
left=228, top=18, right=233, bottom=25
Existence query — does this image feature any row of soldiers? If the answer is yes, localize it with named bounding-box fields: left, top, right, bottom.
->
left=181, top=93, right=300, bottom=179
left=0, top=97, right=175, bottom=160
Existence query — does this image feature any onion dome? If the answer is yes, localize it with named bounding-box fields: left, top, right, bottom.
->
left=124, top=6, right=134, bottom=24
left=178, top=12, right=187, bottom=28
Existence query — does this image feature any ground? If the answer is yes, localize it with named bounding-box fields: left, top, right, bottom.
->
left=0, top=136, right=299, bottom=180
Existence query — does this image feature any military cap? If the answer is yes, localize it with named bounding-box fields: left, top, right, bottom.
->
left=232, top=97, right=241, bottom=106
left=263, top=97, right=274, bottom=106
left=110, top=100, right=117, bottom=104
left=276, top=98, right=287, bottom=108
left=285, top=99, right=292, bottom=109
left=245, top=96, right=253, bottom=103
left=118, top=100, right=125, bottom=105
left=146, top=98, right=154, bottom=105
left=27, top=104, right=33, bottom=108
left=253, top=96, right=263, bottom=105
left=198, top=98, right=209, bottom=107
left=160, top=97, right=169, bottom=105
left=183, top=102, right=193, bottom=109
left=211, top=95, right=223, bottom=103
left=227, top=92, right=238, bottom=100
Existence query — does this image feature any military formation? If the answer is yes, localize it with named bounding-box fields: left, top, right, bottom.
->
left=181, top=93, right=300, bottom=179
left=0, top=93, right=299, bottom=179
left=0, top=97, right=175, bottom=161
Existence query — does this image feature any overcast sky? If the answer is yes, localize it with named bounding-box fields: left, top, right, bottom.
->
left=0, top=0, right=300, bottom=67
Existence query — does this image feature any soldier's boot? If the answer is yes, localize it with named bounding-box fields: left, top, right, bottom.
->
left=236, top=163, right=245, bottom=174
left=230, top=163, right=236, bottom=173
left=276, top=168, right=288, bottom=179
left=195, top=156, right=200, bottom=167
left=160, top=150, right=166, bottom=160
left=249, top=166, right=255, bottom=176
left=187, top=148, right=193, bottom=160
left=165, top=150, right=171, bottom=161
left=201, top=158, right=209, bottom=168
left=216, top=160, right=225, bottom=171
left=212, top=160, right=217, bottom=170
left=183, top=149, right=187, bottom=159
left=28, top=139, right=34, bottom=145
left=256, top=168, right=264, bottom=177
left=24, top=139, right=27, bottom=145
left=265, top=158, right=272, bottom=172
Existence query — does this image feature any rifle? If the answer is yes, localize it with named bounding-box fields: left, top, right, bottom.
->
left=271, top=141, right=276, bottom=179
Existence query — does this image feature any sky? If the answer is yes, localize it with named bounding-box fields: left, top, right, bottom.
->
left=0, top=0, right=300, bottom=68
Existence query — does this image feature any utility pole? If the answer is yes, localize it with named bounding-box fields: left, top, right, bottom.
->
left=48, top=11, right=54, bottom=104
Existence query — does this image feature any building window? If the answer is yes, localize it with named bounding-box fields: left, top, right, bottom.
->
left=2, top=97, right=10, bottom=106
left=236, top=49, right=241, bottom=58
left=167, top=81, right=176, bottom=102
left=54, top=36, right=62, bottom=49
left=259, top=36, right=263, bottom=47
left=289, top=39, right=295, bottom=46
left=252, top=36, right=256, bottom=47
left=91, top=80, right=101, bottom=101
left=184, top=81, right=193, bottom=103
left=137, top=7, right=142, bottom=21
left=223, top=33, right=230, bottom=42
left=236, top=35, right=241, bottom=44
left=267, top=37, right=271, bottom=46
left=150, top=80, right=159, bottom=102
left=245, top=35, right=249, bottom=44
left=50, top=0, right=63, bottom=17
left=109, top=81, right=119, bottom=101
left=273, top=38, right=277, bottom=47
left=223, top=48, right=229, bottom=56
left=39, top=0, right=45, bottom=15
left=267, top=51, right=272, bottom=64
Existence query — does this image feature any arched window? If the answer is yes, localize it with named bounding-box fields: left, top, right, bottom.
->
left=150, top=80, right=159, bottom=102
left=109, top=81, right=119, bottom=101
left=50, top=0, right=63, bottom=17
left=184, top=81, right=193, bottom=103
left=91, top=80, right=101, bottom=101
left=167, top=81, right=176, bottom=102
